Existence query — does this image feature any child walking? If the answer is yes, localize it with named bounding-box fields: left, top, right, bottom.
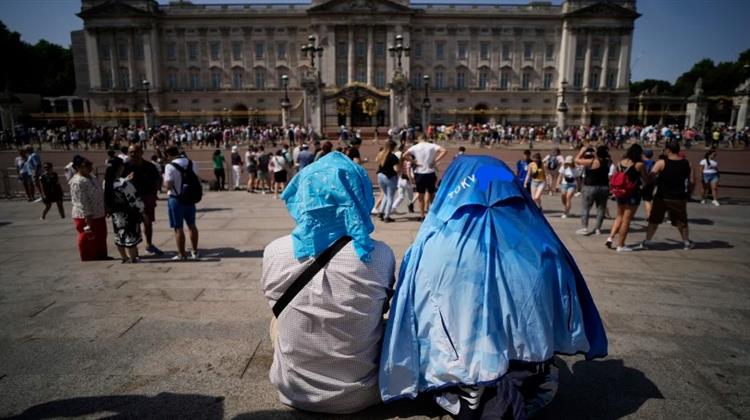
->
left=40, top=162, right=65, bottom=219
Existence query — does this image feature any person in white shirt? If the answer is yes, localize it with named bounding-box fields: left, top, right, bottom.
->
left=558, top=155, right=579, bottom=218
left=402, top=137, right=447, bottom=220
left=542, top=148, right=564, bottom=194
left=163, top=146, right=200, bottom=260
left=699, top=149, right=720, bottom=206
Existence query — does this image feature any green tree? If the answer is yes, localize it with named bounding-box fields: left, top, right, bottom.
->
left=0, top=21, right=74, bottom=96
left=630, top=79, right=673, bottom=95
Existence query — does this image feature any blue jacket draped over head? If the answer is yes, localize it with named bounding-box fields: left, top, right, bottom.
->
left=379, top=155, right=607, bottom=402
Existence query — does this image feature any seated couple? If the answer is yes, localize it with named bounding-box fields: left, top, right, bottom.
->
left=261, top=152, right=608, bottom=418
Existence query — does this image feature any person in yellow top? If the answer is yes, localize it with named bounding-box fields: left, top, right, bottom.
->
left=524, top=152, right=546, bottom=209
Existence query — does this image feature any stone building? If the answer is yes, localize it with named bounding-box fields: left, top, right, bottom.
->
left=71, top=0, right=639, bottom=132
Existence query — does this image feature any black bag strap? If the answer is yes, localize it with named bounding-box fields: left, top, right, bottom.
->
left=272, top=236, right=352, bottom=318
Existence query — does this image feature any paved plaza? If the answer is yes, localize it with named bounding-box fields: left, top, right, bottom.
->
left=0, top=180, right=749, bottom=419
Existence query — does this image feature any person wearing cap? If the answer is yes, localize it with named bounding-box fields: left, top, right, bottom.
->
left=557, top=155, right=578, bottom=218
left=261, top=151, right=395, bottom=413
left=296, top=143, right=315, bottom=170
left=230, top=145, right=243, bottom=190
left=69, top=155, right=109, bottom=261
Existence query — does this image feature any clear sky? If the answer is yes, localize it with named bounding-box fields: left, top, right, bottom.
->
left=0, top=0, right=748, bottom=83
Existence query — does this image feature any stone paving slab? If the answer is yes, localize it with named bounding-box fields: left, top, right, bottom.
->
left=0, top=190, right=749, bottom=419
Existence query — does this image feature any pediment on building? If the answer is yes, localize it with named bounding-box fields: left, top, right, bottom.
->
left=565, top=1, right=641, bottom=20
left=77, top=0, right=157, bottom=19
left=308, top=0, right=413, bottom=15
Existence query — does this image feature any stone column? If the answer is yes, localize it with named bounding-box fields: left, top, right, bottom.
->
left=385, top=26, right=394, bottom=75
left=110, top=30, right=118, bottom=89
left=736, top=98, right=748, bottom=130
left=582, top=30, right=592, bottom=90
left=127, top=28, right=137, bottom=90
left=347, top=26, right=355, bottom=84
left=600, top=33, right=609, bottom=90
left=321, top=25, right=336, bottom=87
left=67, top=98, right=75, bottom=120
left=367, top=26, right=374, bottom=86
left=150, top=26, right=161, bottom=89
left=85, top=29, right=101, bottom=89
left=143, top=29, right=155, bottom=88
left=617, top=30, right=632, bottom=89
left=566, top=29, right=577, bottom=85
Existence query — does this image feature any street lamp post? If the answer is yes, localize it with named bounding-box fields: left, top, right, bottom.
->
left=300, top=35, right=324, bottom=75
left=387, top=34, right=410, bottom=72
left=141, top=80, right=153, bottom=131
left=280, top=74, right=290, bottom=130
left=557, top=80, right=569, bottom=131
left=422, top=74, right=431, bottom=136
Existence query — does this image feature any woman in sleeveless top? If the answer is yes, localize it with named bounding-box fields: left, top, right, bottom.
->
left=523, top=153, right=546, bottom=209
left=606, top=144, right=648, bottom=252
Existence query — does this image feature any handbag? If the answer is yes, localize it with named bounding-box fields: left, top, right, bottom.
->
left=272, top=236, right=352, bottom=318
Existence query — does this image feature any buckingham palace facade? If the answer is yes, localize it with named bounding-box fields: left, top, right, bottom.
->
left=72, top=0, right=639, bottom=131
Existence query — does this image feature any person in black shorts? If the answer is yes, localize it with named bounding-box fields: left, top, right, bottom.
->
left=403, top=137, right=447, bottom=220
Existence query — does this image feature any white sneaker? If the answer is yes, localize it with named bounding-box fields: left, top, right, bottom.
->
left=171, top=254, right=187, bottom=261
left=574, top=192, right=581, bottom=197
left=616, top=245, right=633, bottom=252
left=712, top=200, right=720, bottom=207
left=190, top=250, right=201, bottom=260
left=700, top=199, right=706, bottom=204
left=635, top=240, right=654, bottom=250
left=684, top=240, right=696, bottom=250
left=594, top=229, right=602, bottom=235
left=560, top=214, right=567, bottom=219
left=575, top=228, right=590, bottom=235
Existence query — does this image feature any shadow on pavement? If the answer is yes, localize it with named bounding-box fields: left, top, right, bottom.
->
left=200, top=248, right=264, bottom=258
left=233, top=394, right=443, bottom=420
left=688, top=218, right=715, bottom=225
left=5, top=392, right=225, bottom=419
left=536, top=358, right=663, bottom=420
left=196, top=207, right=231, bottom=213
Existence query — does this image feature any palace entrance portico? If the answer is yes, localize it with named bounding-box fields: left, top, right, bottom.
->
left=325, top=83, right=389, bottom=129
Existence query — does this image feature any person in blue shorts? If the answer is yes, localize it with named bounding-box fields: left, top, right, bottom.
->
left=163, top=146, right=200, bottom=260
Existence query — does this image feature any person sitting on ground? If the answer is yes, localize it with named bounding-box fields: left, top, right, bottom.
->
left=261, top=151, right=396, bottom=414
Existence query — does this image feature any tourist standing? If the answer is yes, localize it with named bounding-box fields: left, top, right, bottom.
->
left=376, top=140, right=400, bottom=223
left=515, top=149, right=531, bottom=193
left=271, top=150, right=289, bottom=199
left=122, top=144, right=163, bottom=255
left=39, top=162, right=65, bottom=220
left=640, top=140, right=695, bottom=250
left=403, top=137, right=447, bottom=221
left=699, top=149, right=720, bottom=206
left=245, top=147, right=258, bottom=193
left=164, top=146, right=201, bottom=260
left=69, top=156, right=109, bottom=261
left=256, top=147, right=272, bottom=193
left=231, top=145, right=243, bottom=190
left=212, top=149, right=226, bottom=191
left=558, top=155, right=577, bottom=218
left=543, top=148, right=564, bottom=194
left=296, top=143, right=315, bottom=170
left=606, top=144, right=648, bottom=252
left=105, top=158, right=145, bottom=263
left=524, top=153, right=546, bottom=209
left=575, top=146, right=611, bottom=235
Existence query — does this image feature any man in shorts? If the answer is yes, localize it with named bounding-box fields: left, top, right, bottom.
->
left=123, top=144, right=163, bottom=255
left=256, top=147, right=272, bottom=194
left=163, top=146, right=200, bottom=260
left=403, top=136, right=447, bottom=221
left=640, top=140, right=695, bottom=250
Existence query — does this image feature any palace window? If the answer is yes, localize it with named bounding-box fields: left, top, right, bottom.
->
left=456, top=69, right=466, bottom=90
left=608, top=42, right=620, bottom=60
left=500, top=69, right=510, bottom=90
left=413, top=42, right=422, bottom=58
left=435, top=41, right=445, bottom=60
left=375, top=69, right=385, bottom=89
left=336, top=66, right=347, bottom=86
left=375, top=42, right=385, bottom=58
left=134, top=44, right=144, bottom=60
left=189, top=70, right=200, bottom=90
left=101, top=44, right=111, bottom=61
left=254, top=68, right=265, bottom=89
left=592, top=43, right=601, bottom=59
left=435, top=71, right=444, bottom=90
left=412, top=71, right=423, bottom=88
left=210, top=42, right=221, bottom=61
left=480, top=42, right=490, bottom=60
left=118, top=43, right=128, bottom=60
left=606, top=70, right=617, bottom=89
left=166, top=42, right=176, bottom=61
left=187, top=42, right=198, bottom=61
left=233, top=41, right=244, bottom=60
left=521, top=70, right=531, bottom=90
left=337, top=42, right=347, bottom=58
left=355, top=41, right=366, bottom=58
left=211, top=69, right=222, bottom=90
left=502, top=43, right=511, bottom=60
left=545, top=44, right=554, bottom=60
left=478, top=70, right=488, bottom=90
left=457, top=42, right=467, bottom=60
left=102, top=69, right=113, bottom=89
left=254, top=42, right=264, bottom=60
left=118, top=68, right=130, bottom=89
left=543, top=72, right=553, bottom=89
left=590, top=68, right=600, bottom=89
left=167, top=71, right=178, bottom=90
left=574, top=69, right=583, bottom=88
left=277, top=42, right=286, bottom=60
left=575, top=41, right=585, bottom=60
left=356, top=67, right=366, bottom=83
left=233, top=69, right=243, bottom=89
left=523, top=43, right=533, bottom=60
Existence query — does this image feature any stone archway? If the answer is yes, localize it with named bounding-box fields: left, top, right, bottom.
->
left=231, top=104, right=248, bottom=125
left=474, top=103, right=489, bottom=125
left=325, top=84, right=389, bottom=129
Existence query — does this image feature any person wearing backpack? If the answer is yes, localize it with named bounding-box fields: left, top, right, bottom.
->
left=606, top=144, right=647, bottom=252
left=542, top=148, right=564, bottom=195
left=163, top=146, right=201, bottom=261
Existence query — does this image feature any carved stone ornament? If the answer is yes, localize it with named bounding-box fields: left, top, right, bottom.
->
left=301, top=74, right=321, bottom=110
left=388, top=70, right=409, bottom=108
